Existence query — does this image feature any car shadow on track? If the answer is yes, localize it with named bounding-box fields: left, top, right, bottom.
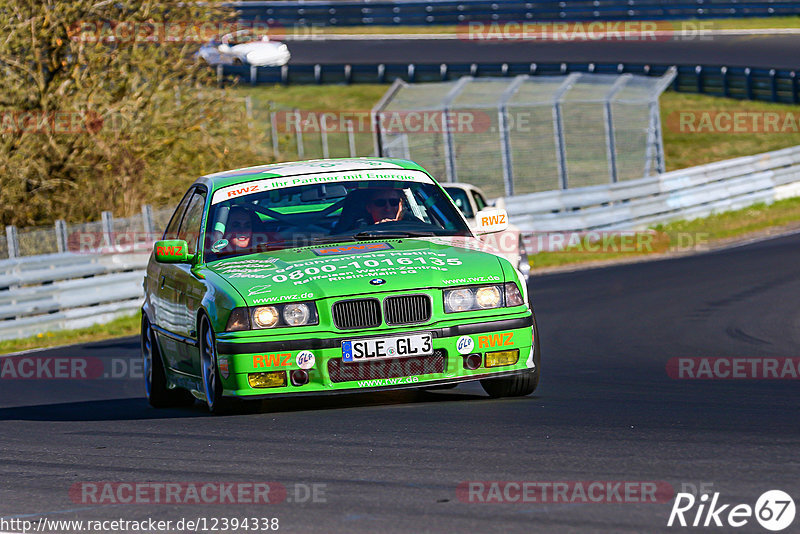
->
left=0, top=389, right=496, bottom=421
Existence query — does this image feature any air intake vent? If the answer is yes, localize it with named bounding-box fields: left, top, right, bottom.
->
left=328, top=350, right=447, bottom=383
left=332, top=298, right=381, bottom=330
left=384, top=294, right=432, bottom=325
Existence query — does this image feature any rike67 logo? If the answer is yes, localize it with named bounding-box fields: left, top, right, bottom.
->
left=668, top=490, right=795, bottom=531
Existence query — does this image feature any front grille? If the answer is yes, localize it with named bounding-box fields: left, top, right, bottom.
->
left=328, top=350, right=447, bottom=383
left=332, top=298, right=381, bottom=330
left=384, top=294, right=432, bottom=325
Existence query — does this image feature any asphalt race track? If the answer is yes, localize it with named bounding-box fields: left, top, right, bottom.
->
left=1, top=232, right=800, bottom=533
left=287, top=34, right=800, bottom=69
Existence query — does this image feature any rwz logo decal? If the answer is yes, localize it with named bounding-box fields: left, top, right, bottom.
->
left=477, top=332, right=514, bottom=348
left=480, top=213, right=507, bottom=226
left=227, top=184, right=259, bottom=198
left=253, top=353, right=292, bottom=368
left=312, top=242, right=394, bottom=256
left=156, top=245, right=183, bottom=256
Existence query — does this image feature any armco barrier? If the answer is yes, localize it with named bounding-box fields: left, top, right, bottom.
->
left=504, top=145, right=800, bottom=232
left=233, top=0, right=800, bottom=26
left=0, top=252, right=148, bottom=341
left=2, top=146, right=799, bottom=340
left=220, top=62, right=800, bottom=104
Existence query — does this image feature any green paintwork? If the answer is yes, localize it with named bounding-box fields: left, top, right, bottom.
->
left=153, top=239, right=191, bottom=264
left=143, top=158, right=535, bottom=402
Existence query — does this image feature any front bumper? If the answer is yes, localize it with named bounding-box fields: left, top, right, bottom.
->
left=215, top=314, right=535, bottom=398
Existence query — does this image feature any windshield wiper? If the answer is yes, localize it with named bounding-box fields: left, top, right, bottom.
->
left=255, top=241, right=294, bottom=252
left=352, top=230, right=436, bottom=240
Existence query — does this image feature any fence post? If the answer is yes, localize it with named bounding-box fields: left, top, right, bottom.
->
left=441, top=76, right=471, bottom=182
left=769, top=69, right=778, bottom=102
left=721, top=66, right=729, bottom=98
left=216, top=64, right=224, bottom=88
left=695, top=65, right=703, bottom=94
left=101, top=211, right=114, bottom=250
left=250, top=65, right=258, bottom=86
left=603, top=74, right=632, bottom=184
left=552, top=73, right=581, bottom=190
left=346, top=120, right=357, bottom=157
left=5, top=225, right=19, bottom=259
left=269, top=101, right=280, bottom=157
left=294, top=108, right=305, bottom=159
left=320, top=113, right=330, bottom=159
left=745, top=68, right=753, bottom=100
left=142, top=204, right=155, bottom=238
left=55, top=220, right=68, bottom=254
left=497, top=75, right=527, bottom=196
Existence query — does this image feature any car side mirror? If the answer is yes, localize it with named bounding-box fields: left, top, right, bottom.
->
left=474, top=208, right=510, bottom=235
left=218, top=44, right=231, bottom=53
left=154, top=239, right=193, bottom=264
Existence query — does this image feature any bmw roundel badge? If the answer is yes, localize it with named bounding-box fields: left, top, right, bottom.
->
left=370, top=278, right=386, bottom=286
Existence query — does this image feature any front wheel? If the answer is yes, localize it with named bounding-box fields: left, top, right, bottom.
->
left=200, top=315, right=234, bottom=414
left=480, top=313, right=541, bottom=398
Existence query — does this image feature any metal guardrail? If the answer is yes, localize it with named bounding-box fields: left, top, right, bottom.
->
left=505, top=145, right=800, bottom=232
left=219, top=62, right=800, bottom=104
left=0, top=252, right=149, bottom=341
left=234, top=0, right=800, bottom=26
left=2, top=145, right=799, bottom=340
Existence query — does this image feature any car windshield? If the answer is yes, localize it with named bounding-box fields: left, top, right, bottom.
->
left=203, top=172, right=470, bottom=261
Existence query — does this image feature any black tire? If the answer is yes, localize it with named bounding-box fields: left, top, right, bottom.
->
left=142, top=316, right=195, bottom=408
left=480, top=313, right=541, bottom=398
left=199, top=315, right=236, bottom=414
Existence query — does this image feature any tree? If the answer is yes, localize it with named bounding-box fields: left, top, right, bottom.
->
left=0, top=0, right=270, bottom=226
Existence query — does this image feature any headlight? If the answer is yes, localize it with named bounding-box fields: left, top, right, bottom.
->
left=475, top=286, right=501, bottom=308
left=283, top=303, right=311, bottom=326
left=444, top=288, right=474, bottom=312
left=444, top=285, right=505, bottom=313
left=226, top=302, right=319, bottom=331
left=253, top=306, right=280, bottom=328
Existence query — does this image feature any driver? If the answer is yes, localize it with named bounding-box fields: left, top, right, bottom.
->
left=223, top=207, right=258, bottom=249
left=365, top=188, right=404, bottom=224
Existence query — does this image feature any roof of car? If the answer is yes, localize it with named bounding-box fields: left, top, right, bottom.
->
left=197, top=158, right=429, bottom=190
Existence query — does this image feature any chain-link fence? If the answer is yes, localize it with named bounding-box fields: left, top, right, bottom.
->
left=375, top=70, right=676, bottom=197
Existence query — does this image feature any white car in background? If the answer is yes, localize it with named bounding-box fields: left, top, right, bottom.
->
left=197, top=29, right=290, bottom=67
left=444, top=183, right=530, bottom=282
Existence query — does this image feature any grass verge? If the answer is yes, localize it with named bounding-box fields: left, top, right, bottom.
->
left=0, top=312, right=140, bottom=356
left=530, top=196, right=800, bottom=270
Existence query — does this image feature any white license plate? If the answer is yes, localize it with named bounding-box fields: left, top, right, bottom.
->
left=342, top=333, right=433, bottom=363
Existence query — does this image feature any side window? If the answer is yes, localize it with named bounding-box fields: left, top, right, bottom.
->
left=471, top=191, right=487, bottom=212
left=163, top=190, right=194, bottom=240
left=177, top=190, right=207, bottom=255
left=445, top=188, right=474, bottom=218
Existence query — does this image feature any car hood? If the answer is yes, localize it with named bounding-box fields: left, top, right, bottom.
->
left=205, top=237, right=507, bottom=306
